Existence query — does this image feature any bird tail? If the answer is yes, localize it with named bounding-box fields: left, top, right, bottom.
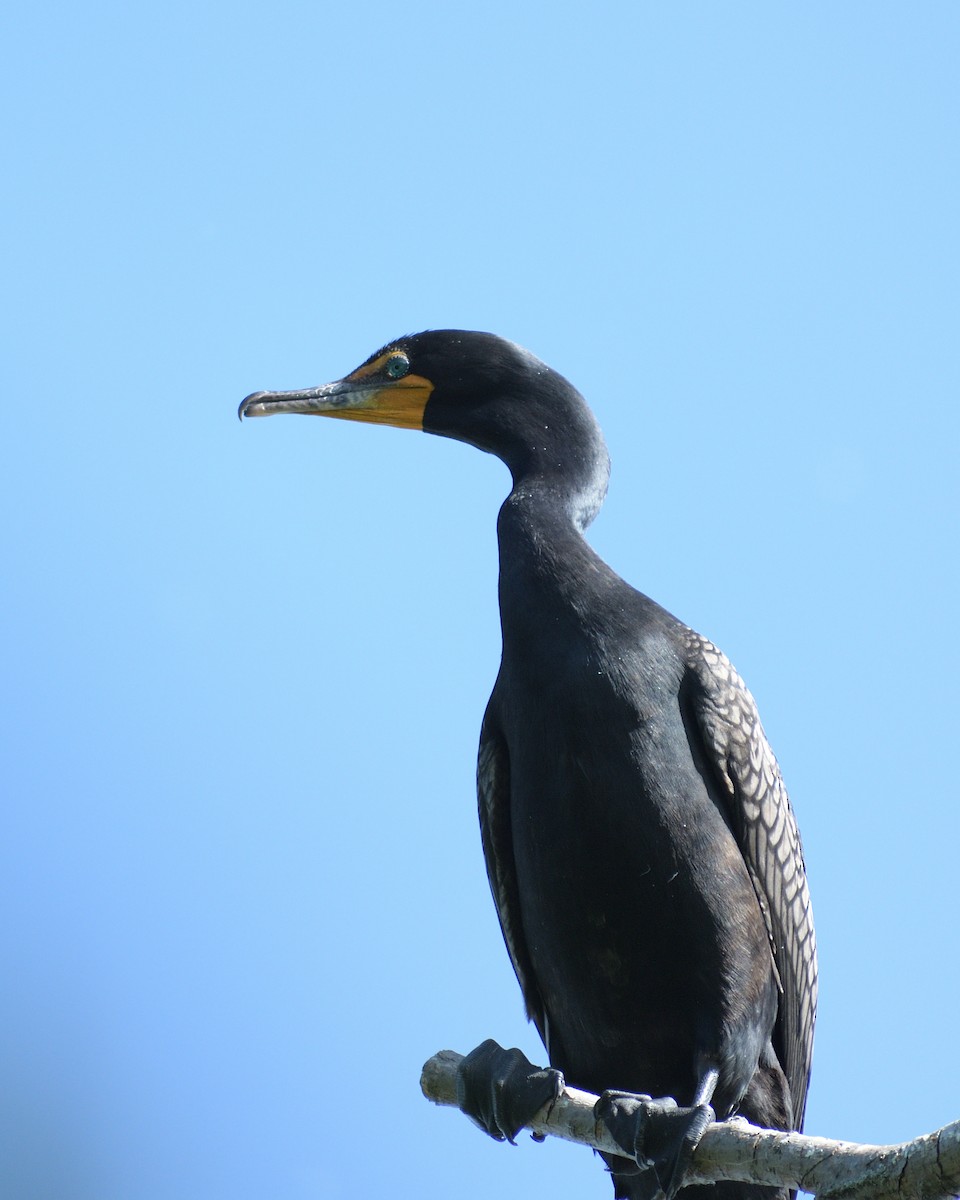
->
left=604, top=1153, right=792, bottom=1200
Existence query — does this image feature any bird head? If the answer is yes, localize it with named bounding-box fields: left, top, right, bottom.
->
left=240, top=329, right=609, bottom=515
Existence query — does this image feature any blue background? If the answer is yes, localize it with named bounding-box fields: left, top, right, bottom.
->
left=3, top=4, right=959, bottom=1197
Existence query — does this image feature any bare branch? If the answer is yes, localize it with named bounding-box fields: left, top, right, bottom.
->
left=420, top=1050, right=960, bottom=1199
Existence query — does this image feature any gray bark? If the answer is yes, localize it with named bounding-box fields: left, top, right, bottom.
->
left=421, top=1049, right=960, bottom=1199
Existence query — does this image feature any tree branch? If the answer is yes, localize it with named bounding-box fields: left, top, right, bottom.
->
left=420, top=1050, right=960, bottom=1199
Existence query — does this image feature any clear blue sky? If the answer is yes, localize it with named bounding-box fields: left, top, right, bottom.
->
left=3, top=4, right=959, bottom=1198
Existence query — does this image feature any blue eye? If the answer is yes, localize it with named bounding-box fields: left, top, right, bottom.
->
left=385, top=353, right=409, bottom=379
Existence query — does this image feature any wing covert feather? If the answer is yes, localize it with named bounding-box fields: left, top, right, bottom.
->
left=477, top=714, right=548, bottom=1046
left=683, top=632, right=818, bottom=1129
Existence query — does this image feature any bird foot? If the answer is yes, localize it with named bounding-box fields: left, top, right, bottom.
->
left=456, top=1038, right=564, bottom=1144
left=595, top=1089, right=715, bottom=1200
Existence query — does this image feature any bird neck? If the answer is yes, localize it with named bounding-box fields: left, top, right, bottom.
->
left=494, top=398, right=612, bottom=584
left=501, top=410, right=611, bottom=536
left=496, top=467, right=613, bottom=629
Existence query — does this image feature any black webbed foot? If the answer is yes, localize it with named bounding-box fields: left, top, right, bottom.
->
left=595, top=1089, right=715, bottom=1200
left=456, top=1038, right=564, bottom=1144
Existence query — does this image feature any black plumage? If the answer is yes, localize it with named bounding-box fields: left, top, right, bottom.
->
left=240, top=330, right=817, bottom=1200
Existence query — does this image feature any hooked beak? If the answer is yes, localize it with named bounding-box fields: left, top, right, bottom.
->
left=238, top=374, right=433, bottom=430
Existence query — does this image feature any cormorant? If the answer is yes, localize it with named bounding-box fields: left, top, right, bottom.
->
left=239, top=331, right=817, bottom=1200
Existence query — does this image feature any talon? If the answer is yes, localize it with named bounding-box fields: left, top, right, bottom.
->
left=456, top=1038, right=564, bottom=1144
left=595, top=1089, right=714, bottom=1200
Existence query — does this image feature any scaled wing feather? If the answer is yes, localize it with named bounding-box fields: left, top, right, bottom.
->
left=682, top=632, right=817, bottom=1129
left=477, top=715, right=549, bottom=1050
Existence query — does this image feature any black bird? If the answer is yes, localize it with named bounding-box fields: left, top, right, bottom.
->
left=240, top=331, right=817, bottom=1200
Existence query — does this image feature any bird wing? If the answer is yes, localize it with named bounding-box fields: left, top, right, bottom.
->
left=681, top=632, right=817, bottom=1129
left=477, top=709, right=551, bottom=1054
